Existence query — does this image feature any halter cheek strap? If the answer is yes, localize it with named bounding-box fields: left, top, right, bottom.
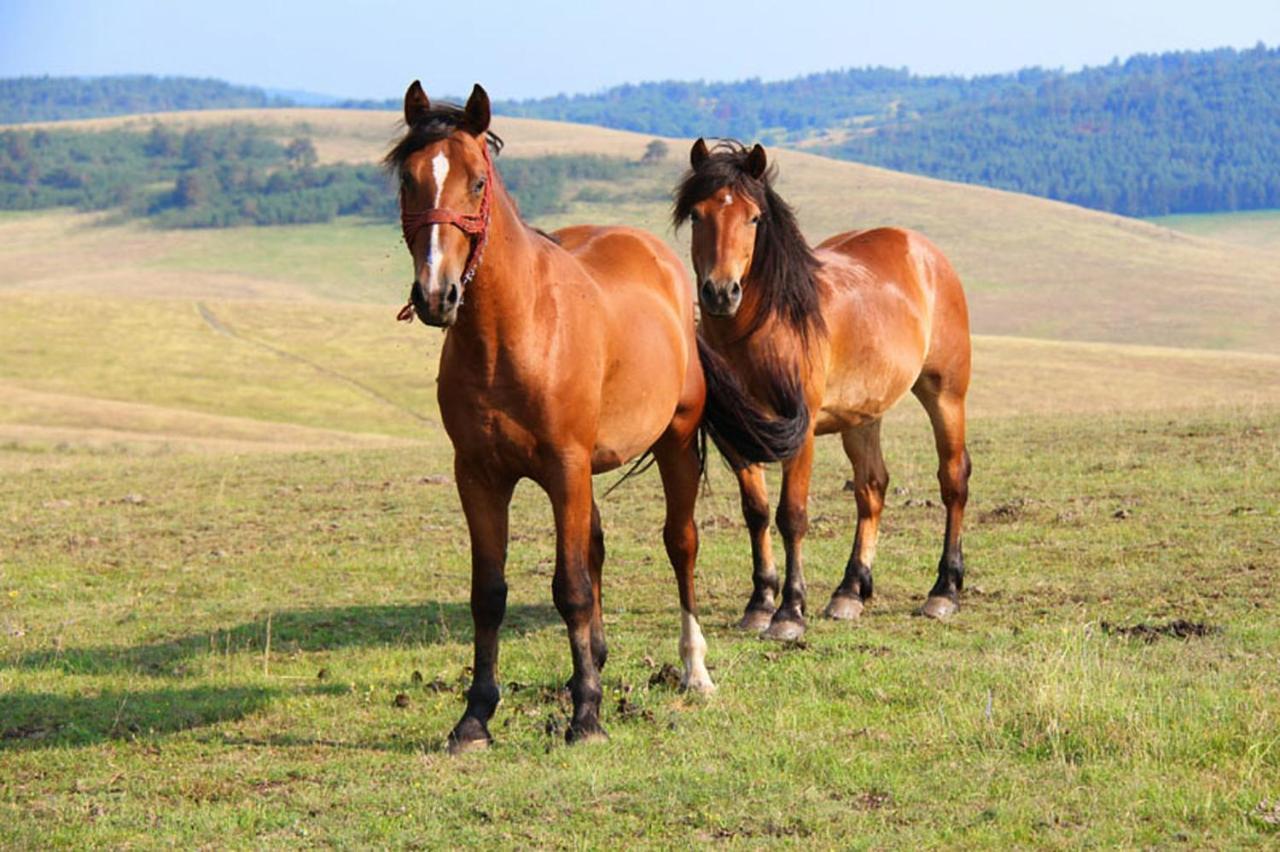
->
left=396, top=143, right=494, bottom=323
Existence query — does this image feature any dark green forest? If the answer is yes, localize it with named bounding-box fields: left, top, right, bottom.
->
left=498, top=45, right=1280, bottom=217
left=0, top=76, right=287, bottom=124
left=0, top=124, right=639, bottom=228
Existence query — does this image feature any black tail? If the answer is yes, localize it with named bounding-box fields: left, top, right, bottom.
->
left=697, top=335, right=809, bottom=469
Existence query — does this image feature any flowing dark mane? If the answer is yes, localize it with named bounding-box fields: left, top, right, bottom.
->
left=382, top=102, right=503, bottom=173
left=673, top=140, right=825, bottom=340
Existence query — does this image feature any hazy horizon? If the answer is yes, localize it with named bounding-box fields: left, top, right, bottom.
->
left=2, top=0, right=1277, bottom=102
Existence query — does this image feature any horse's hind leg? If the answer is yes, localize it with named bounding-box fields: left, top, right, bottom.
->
left=447, top=462, right=516, bottom=754
left=654, top=429, right=715, bottom=692
left=588, top=499, right=607, bottom=672
left=736, top=464, right=779, bottom=631
left=913, top=378, right=971, bottom=620
left=824, top=420, right=888, bottom=621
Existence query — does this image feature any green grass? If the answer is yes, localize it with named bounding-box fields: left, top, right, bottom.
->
left=1149, top=208, right=1280, bottom=251
left=3, top=406, right=1278, bottom=847
left=2, top=118, right=1280, bottom=846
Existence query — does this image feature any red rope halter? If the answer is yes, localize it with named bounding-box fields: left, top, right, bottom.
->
left=396, top=143, right=495, bottom=323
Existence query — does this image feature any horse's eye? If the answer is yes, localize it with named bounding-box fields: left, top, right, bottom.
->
left=690, top=210, right=702, bottom=223
left=472, top=177, right=487, bottom=195
left=749, top=215, right=760, bottom=225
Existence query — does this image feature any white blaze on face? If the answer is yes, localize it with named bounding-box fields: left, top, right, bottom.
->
left=426, top=151, right=450, bottom=293
left=722, top=192, right=733, bottom=206
left=679, top=609, right=715, bottom=693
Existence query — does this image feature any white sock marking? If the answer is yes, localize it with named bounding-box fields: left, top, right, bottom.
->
left=679, top=608, right=715, bottom=693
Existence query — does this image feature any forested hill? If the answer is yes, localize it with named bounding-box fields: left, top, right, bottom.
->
left=5, top=44, right=1277, bottom=216
left=0, top=76, right=288, bottom=123
left=499, top=45, right=1280, bottom=217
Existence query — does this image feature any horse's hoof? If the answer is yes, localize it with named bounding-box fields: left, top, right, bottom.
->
left=737, top=608, right=775, bottom=632
left=681, top=673, right=718, bottom=695
left=920, top=595, right=959, bottom=620
left=446, top=717, right=492, bottom=755
left=824, top=595, right=864, bottom=621
left=565, top=721, right=609, bottom=745
left=763, top=618, right=806, bottom=642
left=446, top=735, right=490, bottom=755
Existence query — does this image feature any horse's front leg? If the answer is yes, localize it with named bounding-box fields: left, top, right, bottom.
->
left=447, top=460, right=516, bottom=754
left=764, top=435, right=815, bottom=641
left=735, top=463, right=779, bottom=632
left=546, top=453, right=608, bottom=743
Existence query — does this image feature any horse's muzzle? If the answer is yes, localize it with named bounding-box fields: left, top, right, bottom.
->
left=410, top=280, right=460, bottom=327
left=699, top=279, right=742, bottom=317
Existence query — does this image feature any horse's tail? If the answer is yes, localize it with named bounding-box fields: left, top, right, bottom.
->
left=697, top=334, right=809, bottom=468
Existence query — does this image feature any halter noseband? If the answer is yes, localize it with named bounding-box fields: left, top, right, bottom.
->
left=396, top=142, right=495, bottom=323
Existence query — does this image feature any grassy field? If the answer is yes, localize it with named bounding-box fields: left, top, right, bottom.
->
left=3, top=394, right=1278, bottom=846
left=1149, top=208, right=1280, bottom=251
left=2, top=109, right=1280, bottom=846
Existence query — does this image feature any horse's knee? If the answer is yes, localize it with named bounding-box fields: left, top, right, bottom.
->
left=741, top=491, right=770, bottom=534
left=470, top=576, right=507, bottom=626
left=776, top=500, right=808, bottom=541
left=552, top=567, right=594, bottom=624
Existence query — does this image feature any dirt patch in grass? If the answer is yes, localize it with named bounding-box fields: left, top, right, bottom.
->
left=1100, top=619, right=1221, bottom=642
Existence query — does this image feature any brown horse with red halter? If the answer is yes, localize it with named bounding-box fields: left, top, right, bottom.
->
left=677, top=139, right=973, bottom=639
left=388, top=83, right=758, bottom=750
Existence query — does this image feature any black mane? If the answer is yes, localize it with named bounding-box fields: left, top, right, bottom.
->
left=673, top=140, right=824, bottom=340
left=382, top=102, right=503, bottom=173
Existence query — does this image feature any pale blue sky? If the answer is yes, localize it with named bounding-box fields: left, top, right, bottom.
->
left=1, top=0, right=1277, bottom=101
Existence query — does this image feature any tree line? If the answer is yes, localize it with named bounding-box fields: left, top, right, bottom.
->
left=0, top=76, right=287, bottom=124
left=0, top=123, right=645, bottom=228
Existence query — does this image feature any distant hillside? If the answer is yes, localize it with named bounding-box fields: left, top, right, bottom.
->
left=499, top=45, right=1280, bottom=217
left=0, top=76, right=290, bottom=123
left=6, top=108, right=1280, bottom=355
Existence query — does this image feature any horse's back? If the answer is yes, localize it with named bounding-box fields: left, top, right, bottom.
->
left=554, top=224, right=691, bottom=316
left=818, top=226, right=969, bottom=347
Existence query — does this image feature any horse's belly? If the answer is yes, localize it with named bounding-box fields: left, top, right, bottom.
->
left=817, top=364, right=917, bottom=433
left=592, top=382, right=679, bottom=473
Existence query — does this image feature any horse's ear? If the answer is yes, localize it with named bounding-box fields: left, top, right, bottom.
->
left=690, top=137, right=710, bottom=168
left=404, top=80, right=430, bottom=126
left=464, top=84, right=491, bottom=136
left=746, top=143, right=768, bottom=179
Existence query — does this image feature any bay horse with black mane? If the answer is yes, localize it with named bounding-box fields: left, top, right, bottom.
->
left=677, top=139, right=973, bottom=640
left=387, top=83, right=778, bottom=751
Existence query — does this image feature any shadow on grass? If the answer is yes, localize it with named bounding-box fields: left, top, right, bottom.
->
left=0, top=683, right=345, bottom=752
left=4, top=601, right=560, bottom=676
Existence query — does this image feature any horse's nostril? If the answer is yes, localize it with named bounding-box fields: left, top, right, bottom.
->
left=445, top=284, right=460, bottom=306
left=701, top=281, right=716, bottom=300
left=730, top=281, right=742, bottom=297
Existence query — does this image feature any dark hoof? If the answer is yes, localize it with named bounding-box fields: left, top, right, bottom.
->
left=823, top=594, right=864, bottom=621
left=763, top=617, right=806, bottom=642
left=738, top=607, right=775, bottom=632
left=565, top=721, right=609, bottom=745
left=920, top=595, right=959, bottom=620
left=446, top=718, right=492, bottom=755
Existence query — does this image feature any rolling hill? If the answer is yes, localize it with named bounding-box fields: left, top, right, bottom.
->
left=8, top=108, right=1280, bottom=356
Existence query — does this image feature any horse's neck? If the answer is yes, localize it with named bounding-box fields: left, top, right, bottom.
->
left=447, top=189, right=542, bottom=357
